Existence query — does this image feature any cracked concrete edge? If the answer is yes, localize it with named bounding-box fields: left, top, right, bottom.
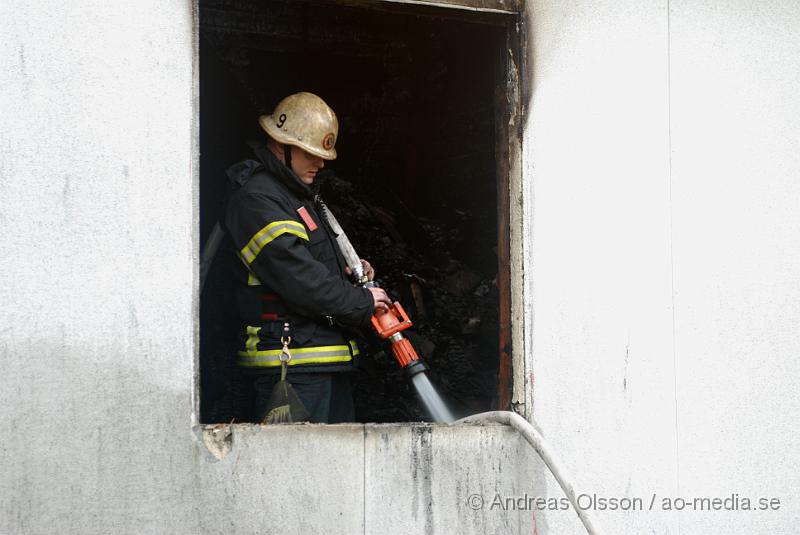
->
left=195, top=423, right=234, bottom=461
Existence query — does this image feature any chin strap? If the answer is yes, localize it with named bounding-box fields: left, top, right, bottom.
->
left=283, top=144, right=292, bottom=170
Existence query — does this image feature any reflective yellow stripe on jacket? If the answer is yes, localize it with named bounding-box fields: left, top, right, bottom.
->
left=240, top=220, right=308, bottom=265
left=238, top=340, right=361, bottom=368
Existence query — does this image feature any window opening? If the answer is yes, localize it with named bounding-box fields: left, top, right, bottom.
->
left=199, top=0, right=516, bottom=423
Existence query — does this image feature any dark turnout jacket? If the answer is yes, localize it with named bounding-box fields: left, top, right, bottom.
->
left=222, top=144, right=374, bottom=372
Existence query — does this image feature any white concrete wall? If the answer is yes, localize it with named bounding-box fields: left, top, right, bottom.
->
left=0, top=1, right=198, bottom=532
left=525, top=0, right=800, bottom=533
left=4, top=1, right=800, bottom=534
left=0, top=2, right=543, bottom=534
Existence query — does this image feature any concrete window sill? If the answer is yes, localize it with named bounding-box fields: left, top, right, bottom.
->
left=197, top=421, right=509, bottom=461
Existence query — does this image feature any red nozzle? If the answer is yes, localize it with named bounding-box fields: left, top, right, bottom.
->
left=370, top=301, right=413, bottom=339
left=390, top=336, right=420, bottom=367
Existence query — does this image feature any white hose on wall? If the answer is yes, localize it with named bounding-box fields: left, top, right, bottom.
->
left=454, top=411, right=603, bottom=535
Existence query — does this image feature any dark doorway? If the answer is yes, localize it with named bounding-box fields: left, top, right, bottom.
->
left=199, top=0, right=514, bottom=423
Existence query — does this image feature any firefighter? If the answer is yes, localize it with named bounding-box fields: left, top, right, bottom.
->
left=222, top=92, right=391, bottom=423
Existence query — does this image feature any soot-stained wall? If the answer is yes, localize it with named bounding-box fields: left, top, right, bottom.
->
left=200, top=0, right=504, bottom=423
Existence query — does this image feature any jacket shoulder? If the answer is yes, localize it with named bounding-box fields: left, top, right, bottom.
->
left=228, top=160, right=296, bottom=199
left=226, top=159, right=263, bottom=187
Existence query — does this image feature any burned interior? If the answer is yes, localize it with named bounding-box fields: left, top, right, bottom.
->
left=200, top=0, right=516, bottom=423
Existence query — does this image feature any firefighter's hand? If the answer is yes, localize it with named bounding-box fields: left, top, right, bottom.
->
left=368, top=287, right=391, bottom=312
left=345, top=259, right=375, bottom=281
left=361, top=259, right=375, bottom=281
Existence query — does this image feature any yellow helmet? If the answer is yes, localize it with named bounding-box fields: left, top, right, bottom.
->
left=259, top=92, right=338, bottom=160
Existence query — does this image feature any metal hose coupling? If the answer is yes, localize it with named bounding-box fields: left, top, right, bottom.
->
left=402, top=359, right=428, bottom=379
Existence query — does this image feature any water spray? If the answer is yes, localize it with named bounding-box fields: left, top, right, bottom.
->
left=368, top=298, right=454, bottom=423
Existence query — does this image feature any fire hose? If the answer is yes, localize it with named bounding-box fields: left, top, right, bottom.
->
left=316, top=199, right=457, bottom=422
left=454, top=411, right=603, bottom=535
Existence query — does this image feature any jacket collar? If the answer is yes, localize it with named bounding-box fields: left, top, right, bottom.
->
left=250, top=142, right=315, bottom=200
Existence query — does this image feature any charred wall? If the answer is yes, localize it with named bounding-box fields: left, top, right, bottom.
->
left=200, top=0, right=505, bottom=422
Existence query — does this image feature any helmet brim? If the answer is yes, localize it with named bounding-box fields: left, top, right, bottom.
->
left=259, top=114, right=338, bottom=160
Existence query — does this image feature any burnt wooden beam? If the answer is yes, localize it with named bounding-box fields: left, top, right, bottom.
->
left=314, top=0, right=517, bottom=25
left=325, top=0, right=519, bottom=12
left=494, top=30, right=513, bottom=412
left=384, top=0, right=518, bottom=12
left=492, top=12, right=525, bottom=413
